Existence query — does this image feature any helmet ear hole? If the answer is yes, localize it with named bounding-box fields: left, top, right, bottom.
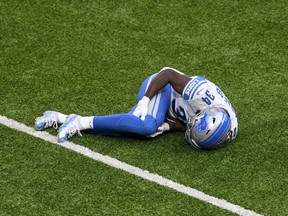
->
left=212, top=117, right=216, bottom=123
left=205, top=130, right=210, bottom=135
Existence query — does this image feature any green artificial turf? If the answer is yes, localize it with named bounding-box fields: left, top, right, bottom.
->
left=0, top=125, right=235, bottom=216
left=1, top=0, right=287, bottom=215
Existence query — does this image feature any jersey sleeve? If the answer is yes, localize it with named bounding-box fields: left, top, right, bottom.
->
left=182, top=76, right=209, bottom=100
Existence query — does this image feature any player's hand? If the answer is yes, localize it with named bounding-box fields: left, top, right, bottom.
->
left=147, top=122, right=170, bottom=138
left=133, top=96, right=150, bottom=121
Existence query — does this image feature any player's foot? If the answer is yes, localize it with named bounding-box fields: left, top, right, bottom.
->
left=35, top=111, right=59, bottom=131
left=58, top=114, right=82, bottom=143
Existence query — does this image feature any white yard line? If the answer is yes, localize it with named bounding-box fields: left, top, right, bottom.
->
left=0, top=115, right=263, bottom=216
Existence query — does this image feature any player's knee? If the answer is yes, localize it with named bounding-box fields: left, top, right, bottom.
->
left=141, top=116, right=158, bottom=135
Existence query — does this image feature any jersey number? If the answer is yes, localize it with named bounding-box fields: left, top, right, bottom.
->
left=201, top=90, right=215, bottom=105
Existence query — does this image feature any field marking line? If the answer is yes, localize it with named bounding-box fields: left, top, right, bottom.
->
left=0, top=115, right=263, bottom=216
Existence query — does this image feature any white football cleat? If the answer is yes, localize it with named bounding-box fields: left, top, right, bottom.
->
left=35, top=111, right=59, bottom=131
left=58, top=114, right=82, bottom=143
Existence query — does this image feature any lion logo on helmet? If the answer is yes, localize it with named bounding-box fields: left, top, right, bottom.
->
left=195, top=112, right=208, bottom=132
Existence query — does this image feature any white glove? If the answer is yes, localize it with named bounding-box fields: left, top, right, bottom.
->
left=147, top=122, right=170, bottom=138
left=133, top=96, right=150, bottom=121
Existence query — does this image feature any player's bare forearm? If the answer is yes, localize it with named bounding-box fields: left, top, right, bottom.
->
left=167, top=118, right=186, bottom=132
left=145, top=67, right=191, bottom=99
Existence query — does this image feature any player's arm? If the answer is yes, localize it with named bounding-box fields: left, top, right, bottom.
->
left=167, top=118, right=186, bottom=132
left=147, top=117, right=185, bottom=138
left=145, top=67, right=191, bottom=99
left=133, top=67, right=191, bottom=120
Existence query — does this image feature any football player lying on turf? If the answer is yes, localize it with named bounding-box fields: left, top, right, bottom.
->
left=35, top=67, right=238, bottom=150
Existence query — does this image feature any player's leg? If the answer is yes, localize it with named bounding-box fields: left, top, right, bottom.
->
left=57, top=74, right=171, bottom=142
left=128, top=74, right=171, bottom=127
left=88, top=114, right=158, bottom=137
left=89, top=74, right=171, bottom=136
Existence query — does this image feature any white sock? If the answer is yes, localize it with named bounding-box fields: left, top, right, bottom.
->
left=79, top=116, right=94, bottom=130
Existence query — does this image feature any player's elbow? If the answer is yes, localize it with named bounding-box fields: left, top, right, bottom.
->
left=158, top=67, right=176, bottom=82
left=159, top=67, right=174, bottom=72
left=159, top=67, right=176, bottom=75
left=159, top=67, right=184, bottom=80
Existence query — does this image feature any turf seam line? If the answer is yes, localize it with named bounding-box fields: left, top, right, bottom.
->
left=0, top=115, right=263, bottom=216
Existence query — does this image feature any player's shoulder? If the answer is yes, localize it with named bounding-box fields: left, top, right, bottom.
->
left=183, top=76, right=213, bottom=100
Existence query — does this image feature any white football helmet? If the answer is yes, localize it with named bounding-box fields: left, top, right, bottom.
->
left=185, top=107, right=231, bottom=149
